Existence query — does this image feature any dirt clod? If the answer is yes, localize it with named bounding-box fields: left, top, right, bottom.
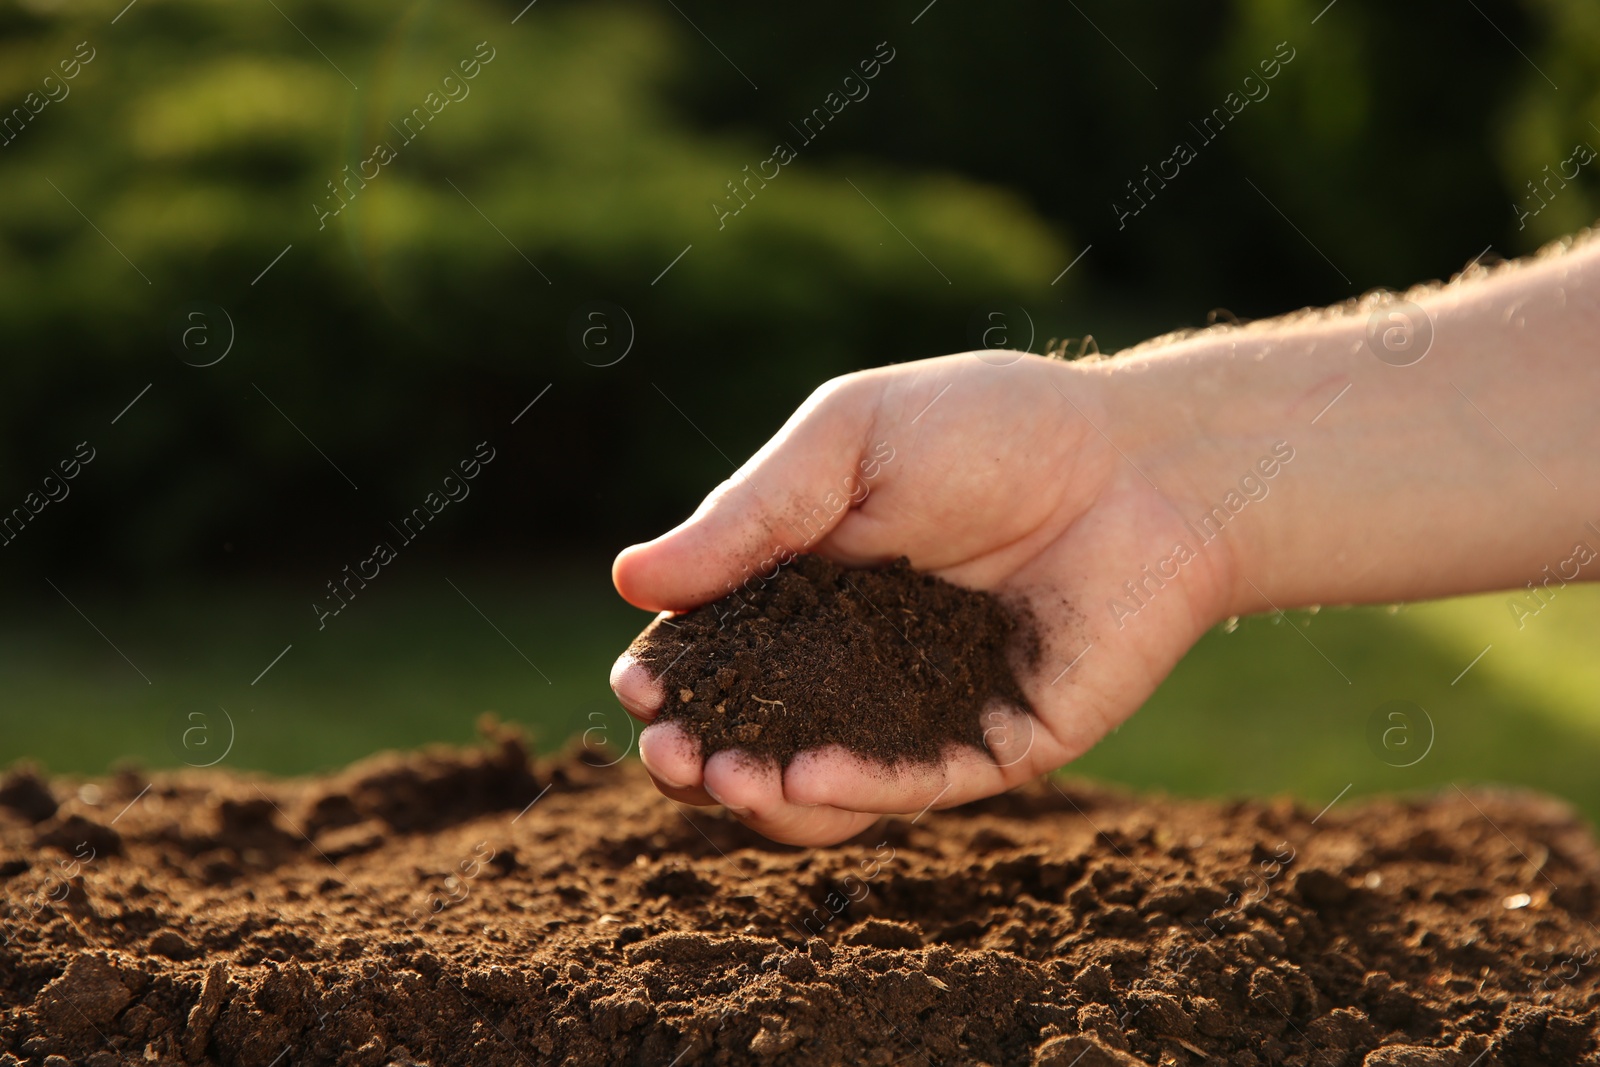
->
left=0, top=768, right=57, bottom=824
left=1034, top=1034, right=1147, bottom=1067
left=35, top=813, right=122, bottom=858
left=148, top=929, right=200, bottom=961
left=4, top=739, right=1600, bottom=1065
left=183, top=961, right=230, bottom=1063
left=631, top=555, right=1040, bottom=767
left=33, top=954, right=131, bottom=1036
left=843, top=918, right=922, bottom=950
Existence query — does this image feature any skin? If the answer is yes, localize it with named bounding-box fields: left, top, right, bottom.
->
left=611, top=233, right=1600, bottom=847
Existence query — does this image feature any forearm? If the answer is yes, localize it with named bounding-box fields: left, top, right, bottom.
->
left=1095, top=235, right=1600, bottom=618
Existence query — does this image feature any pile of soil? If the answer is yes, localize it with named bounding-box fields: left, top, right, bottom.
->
left=4, top=731, right=1600, bottom=1067
left=629, top=555, right=1040, bottom=766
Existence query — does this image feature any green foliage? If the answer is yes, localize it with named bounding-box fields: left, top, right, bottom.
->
left=0, top=0, right=1073, bottom=574
left=8, top=572, right=1600, bottom=828
left=1, top=0, right=1598, bottom=572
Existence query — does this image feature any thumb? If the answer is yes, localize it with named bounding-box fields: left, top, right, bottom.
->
left=613, top=376, right=883, bottom=612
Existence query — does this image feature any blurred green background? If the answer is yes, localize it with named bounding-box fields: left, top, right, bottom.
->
left=3, top=0, right=1600, bottom=818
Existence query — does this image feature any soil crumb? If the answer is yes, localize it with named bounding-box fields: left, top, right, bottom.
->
left=630, top=554, right=1040, bottom=767
left=5, top=734, right=1600, bottom=1065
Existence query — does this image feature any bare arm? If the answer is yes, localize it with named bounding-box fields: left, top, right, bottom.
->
left=1099, top=234, right=1600, bottom=618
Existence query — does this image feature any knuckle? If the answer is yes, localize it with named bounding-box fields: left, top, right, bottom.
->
left=808, top=372, right=864, bottom=411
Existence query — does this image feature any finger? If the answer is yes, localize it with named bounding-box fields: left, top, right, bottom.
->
left=976, top=701, right=1057, bottom=773
left=612, top=376, right=879, bottom=613
left=781, top=743, right=1018, bottom=814
left=638, top=721, right=705, bottom=792
left=701, top=750, right=881, bottom=847
left=645, top=766, right=715, bottom=807
left=610, top=651, right=664, bottom=720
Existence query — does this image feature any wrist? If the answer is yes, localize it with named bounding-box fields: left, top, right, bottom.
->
left=1083, top=327, right=1325, bottom=625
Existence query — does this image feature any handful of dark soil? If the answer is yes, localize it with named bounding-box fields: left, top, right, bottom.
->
left=628, top=554, right=1040, bottom=766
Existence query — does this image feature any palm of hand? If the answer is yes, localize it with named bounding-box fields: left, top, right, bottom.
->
left=612, top=353, right=1231, bottom=845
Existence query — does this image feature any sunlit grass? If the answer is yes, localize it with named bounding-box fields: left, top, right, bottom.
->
left=1076, top=584, right=1600, bottom=823
left=4, top=564, right=1597, bottom=825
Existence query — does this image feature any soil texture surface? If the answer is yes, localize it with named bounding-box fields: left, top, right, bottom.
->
left=630, top=554, right=1040, bottom=767
left=4, top=732, right=1600, bottom=1066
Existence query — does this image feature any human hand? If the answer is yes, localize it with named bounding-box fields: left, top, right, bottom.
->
left=612, top=239, right=1600, bottom=846
left=609, top=351, right=1241, bottom=845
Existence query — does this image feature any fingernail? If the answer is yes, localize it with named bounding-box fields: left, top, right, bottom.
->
left=609, top=654, right=663, bottom=718
left=615, top=691, right=656, bottom=719
left=641, top=754, right=690, bottom=791
left=702, top=783, right=750, bottom=818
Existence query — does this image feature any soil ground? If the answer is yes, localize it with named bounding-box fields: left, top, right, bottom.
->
left=3, top=732, right=1599, bottom=1067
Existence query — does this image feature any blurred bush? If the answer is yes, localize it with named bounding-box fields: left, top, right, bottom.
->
left=0, top=0, right=1597, bottom=580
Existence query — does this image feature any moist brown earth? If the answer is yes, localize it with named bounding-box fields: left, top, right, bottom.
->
left=630, top=554, right=1041, bottom=767
left=3, top=730, right=1600, bottom=1067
